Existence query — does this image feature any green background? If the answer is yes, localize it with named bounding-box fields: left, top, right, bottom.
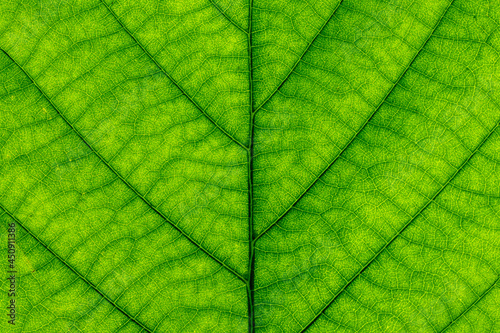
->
left=1, top=0, right=499, bottom=332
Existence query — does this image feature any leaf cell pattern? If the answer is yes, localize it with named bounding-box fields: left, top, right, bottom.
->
left=0, top=0, right=499, bottom=332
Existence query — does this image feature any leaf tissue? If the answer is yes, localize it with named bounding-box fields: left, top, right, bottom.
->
left=0, top=0, right=499, bottom=332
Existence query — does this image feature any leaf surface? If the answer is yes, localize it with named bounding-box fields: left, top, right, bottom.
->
left=1, top=0, right=499, bottom=332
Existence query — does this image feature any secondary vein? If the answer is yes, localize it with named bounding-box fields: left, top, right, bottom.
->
left=0, top=205, right=153, bottom=333
left=0, top=48, right=247, bottom=285
left=252, top=0, right=345, bottom=114
left=99, top=0, right=249, bottom=151
left=299, top=114, right=498, bottom=332
left=208, top=0, right=249, bottom=34
left=440, top=276, right=499, bottom=332
left=254, top=0, right=455, bottom=242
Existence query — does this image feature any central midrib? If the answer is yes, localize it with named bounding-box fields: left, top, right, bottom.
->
left=247, top=0, right=256, bottom=332
left=245, top=1, right=347, bottom=330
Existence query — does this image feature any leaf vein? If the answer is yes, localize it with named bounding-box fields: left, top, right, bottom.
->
left=247, top=0, right=256, bottom=330
left=208, top=0, right=248, bottom=34
left=254, top=0, right=456, bottom=242
left=440, top=277, right=499, bottom=332
left=253, top=0, right=345, bottom=114
left=100, top=0, right=248, bottom=150
left=0, top=205, right=154, bottom=333
left=0, top=47, right=247, bottom=284
left=299, top=108, right=500, bottom=333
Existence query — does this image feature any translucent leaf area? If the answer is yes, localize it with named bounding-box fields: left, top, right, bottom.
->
left=1, top=0, right=499, bottom=332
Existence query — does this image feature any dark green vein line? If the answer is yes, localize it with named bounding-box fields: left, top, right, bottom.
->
left=441, top=277, right=499, bottom=332
left=252, top=0, right=345, bottom=114
left=299, top=119, right=499, bottom=333
left=99, top=0, right=248, bottom=151
left=254, top=0, right=454, bottom=242
left=208, top=0, right=248, bottom=34
left=0, top=48, right=247, bottom=284
left=0, top=205, right=153, bottom=333
left=247, top=0, right=256, bottom=331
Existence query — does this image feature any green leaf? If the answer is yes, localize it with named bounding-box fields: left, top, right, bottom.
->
left=1, top=0, right=499, bottom=332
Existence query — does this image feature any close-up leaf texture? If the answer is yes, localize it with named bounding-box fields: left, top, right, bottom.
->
left=1, top=0, right=500, bottom=332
